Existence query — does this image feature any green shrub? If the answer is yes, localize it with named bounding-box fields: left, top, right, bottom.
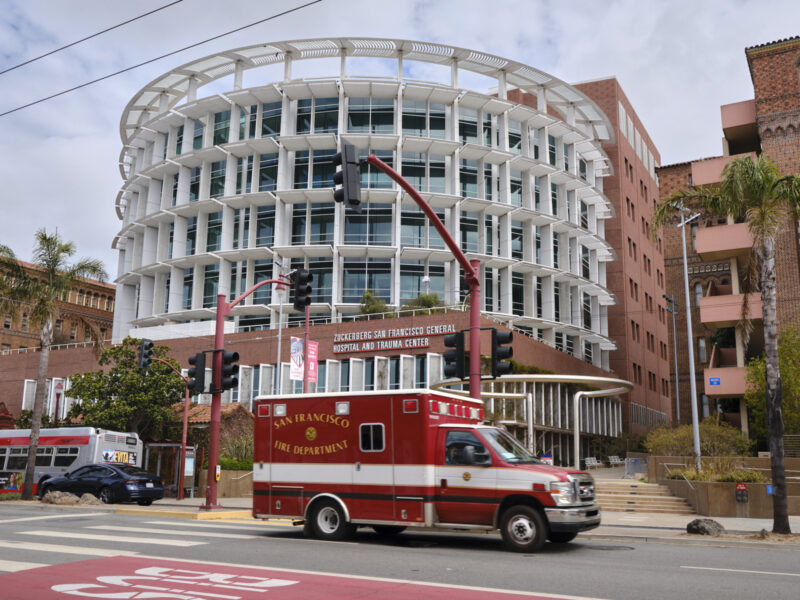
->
left=715, top=470, right=768, bottom=483
left=667, top=468, right=768, bottom=483
left=218, top=457, right=253, bottom=471
left=644, top=417, right=753, bottom=457
left=0, top=492, right=22, bottom=501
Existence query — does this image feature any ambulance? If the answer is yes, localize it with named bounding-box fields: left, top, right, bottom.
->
left=253, top=389, right=600, bottom=552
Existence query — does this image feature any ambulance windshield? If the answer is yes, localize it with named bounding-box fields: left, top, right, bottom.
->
left=479, top=428, right=542, bottom=464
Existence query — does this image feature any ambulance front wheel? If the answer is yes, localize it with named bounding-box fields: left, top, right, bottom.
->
left=500, top=505, right=547, bottom=553
left=312, top=499, right=356, bottom=541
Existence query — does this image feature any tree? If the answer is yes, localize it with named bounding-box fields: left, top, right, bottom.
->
left=745, top=327, right=800, bottom=448
left=652, top=153, right=800, bottom=533
left=359, top=289, right=388, bottom=319
left=66, top=338, right=185, bottom=439
left=0, top=230, right=107, bottom=500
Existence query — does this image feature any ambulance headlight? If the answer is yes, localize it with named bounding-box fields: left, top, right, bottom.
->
left=549, top=481, right=577, bottom=506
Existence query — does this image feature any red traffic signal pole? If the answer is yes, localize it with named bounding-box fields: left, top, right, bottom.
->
left=366, top=154, right=482, bottom=400
left=202, top=277, right=290, bottom=510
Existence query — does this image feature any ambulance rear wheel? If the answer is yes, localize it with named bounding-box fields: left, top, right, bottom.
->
left=312, top=499, right=355, bottom=541
left=500, top=505, right=547, bottom=553
left=372, top=525, right=406, bottom=536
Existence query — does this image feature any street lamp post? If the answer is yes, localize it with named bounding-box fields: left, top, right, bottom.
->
left=663, top=294, right=681, bottom=423
left=677, top=210, right=702, bottom=470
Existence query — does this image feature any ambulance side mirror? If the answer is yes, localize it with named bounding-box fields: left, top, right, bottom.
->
left=463, top=445, right=491, bottom=467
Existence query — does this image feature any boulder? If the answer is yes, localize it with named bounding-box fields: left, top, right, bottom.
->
left=79, top=493, right=102, bottom=505
left=42, top=491, right=80, bottom=505
left=687, top=518, right=726, bottom=536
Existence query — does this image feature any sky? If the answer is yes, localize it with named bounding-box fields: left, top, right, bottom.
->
left=0, top=0, right=798, bottom=277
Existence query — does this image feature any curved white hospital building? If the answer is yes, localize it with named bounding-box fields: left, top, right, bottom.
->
left=112, top=37, right=617, bottom=369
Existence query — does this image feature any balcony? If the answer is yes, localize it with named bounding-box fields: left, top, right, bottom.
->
left=704, top=346, right=746, bottom=397
left=696, top=222, right=753, bottom=261
left=721, top=100, right=760, bottom=155
left=699, top=281, right=762, bottom=327
left=691, top=152, right=757, bottom=186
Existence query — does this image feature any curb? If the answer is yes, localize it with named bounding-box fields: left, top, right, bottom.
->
left=582, top=532, right=800, bottom=550
left=113, top=508, right=253, bottom=520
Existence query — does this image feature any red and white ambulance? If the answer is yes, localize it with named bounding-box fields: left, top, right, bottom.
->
left=253, top=389, right=600, bottom=552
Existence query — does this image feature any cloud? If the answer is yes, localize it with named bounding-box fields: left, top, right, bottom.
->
left=1, top=0, right=798, bottom=276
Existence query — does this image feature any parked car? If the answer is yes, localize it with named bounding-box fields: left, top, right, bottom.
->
left=37, top=463, right=164, bottom=505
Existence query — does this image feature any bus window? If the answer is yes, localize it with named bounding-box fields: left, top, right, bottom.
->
left=36, top=447, right=54, bottom=467
left=0, top=448, right=7, bottom=470
left=7, top=448, right=28, bottom=470
left=54, top=447, right=79, bottom=467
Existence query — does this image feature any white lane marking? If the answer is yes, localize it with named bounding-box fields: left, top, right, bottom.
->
left=0, top=559, right=47, bottom=572
left=0, top=512, right=106, bottom=524
left=145, top=519, right=294, bottom=530
left=22, top=530, right=203, bottom=547
left=0, top=540, right=138, bottom=556
left=86, top=525, right=259, bottom=539
left=682, top=566, right=800, bottom=578
left=135, top=553, right=609, bottom=599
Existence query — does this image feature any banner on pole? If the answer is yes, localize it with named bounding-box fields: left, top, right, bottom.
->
left=307, top=340, right=319, bottom=383
left=289, top=336, right=304, bottom=381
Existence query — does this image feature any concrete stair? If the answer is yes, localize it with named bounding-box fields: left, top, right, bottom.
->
left=595, top=479, right=695, bottom=514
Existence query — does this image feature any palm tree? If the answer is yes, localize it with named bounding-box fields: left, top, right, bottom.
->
left=0, top=229, right=107, bottom=500
left=652, top=154, right=800, bottom=534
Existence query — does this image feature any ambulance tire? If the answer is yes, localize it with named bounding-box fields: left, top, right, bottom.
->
left=311, top=499, right=356, bottom=541
left=372, top=525, right=406, bottom=536
left=547, top=531, right=578, bottom=544
left=500, top=505, right=547, bottom=553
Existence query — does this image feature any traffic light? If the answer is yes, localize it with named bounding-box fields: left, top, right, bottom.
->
left=332, top=141, right=362, bottom=213
left=443, top=331, right=465, bottom=380
left=187, top=352, right=206, bottom=394
left=138, top=338, right=154, bottom=370
left=491, top=328, right=513, bottom=378
left=220, top=350, right=240, bottom=391
left=293, top=268, right=313, bottom=312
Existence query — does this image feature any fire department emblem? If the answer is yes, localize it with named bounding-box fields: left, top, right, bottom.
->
left=305, top=427, right=317, bottom=441
left=462, top=472, right=471, bottom=482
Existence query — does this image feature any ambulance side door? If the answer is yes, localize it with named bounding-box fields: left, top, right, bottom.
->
left=433, top=428, right=496, bottom=525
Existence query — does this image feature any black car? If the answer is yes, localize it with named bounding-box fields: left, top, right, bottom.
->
left=38, top=463, right=164, bottom=505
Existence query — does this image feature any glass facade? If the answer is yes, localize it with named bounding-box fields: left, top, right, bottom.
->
left=114, top=38, right=614, bottom=370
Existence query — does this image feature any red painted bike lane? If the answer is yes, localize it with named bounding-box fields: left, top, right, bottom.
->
left=0, top=556, right=603, bottom=600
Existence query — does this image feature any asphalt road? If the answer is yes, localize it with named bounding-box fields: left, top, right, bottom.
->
left=0, top=504, right=798, bottom=599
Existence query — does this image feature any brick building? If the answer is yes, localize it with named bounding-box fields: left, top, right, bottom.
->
left=657, top=36, right=800, bottom=432
left=510, top=78, right=672, bottom=436
left=1, top=259, right=115, bottom=353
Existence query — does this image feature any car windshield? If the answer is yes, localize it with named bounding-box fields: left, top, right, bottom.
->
left=113, top=465, right=151, bottom=476
left=479, top=428, right=543, bottom=464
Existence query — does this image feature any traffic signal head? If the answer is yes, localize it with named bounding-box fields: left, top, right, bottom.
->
left=491, top=328, right=513, bottom=378
left=293, top=268, right=313, bottom=312
left=138, top=338, right=154, bottom=370
left=221, top=350, right=240, bottom=391
left=186, top=352, right=206, bottom=395
left=443, top=331, right=465, bottom=380
left=332, top=141, right=362, bottom=213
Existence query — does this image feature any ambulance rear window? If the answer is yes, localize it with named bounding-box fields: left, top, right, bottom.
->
left=359, top=424, right=385, bottom=452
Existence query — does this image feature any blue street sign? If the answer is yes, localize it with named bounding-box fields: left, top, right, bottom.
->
left=767, top=484, right=773, bottom=495
left=709, top=377, right=721, bottom=386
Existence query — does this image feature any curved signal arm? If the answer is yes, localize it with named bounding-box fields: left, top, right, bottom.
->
left=366, top=154, right=482, bottom=400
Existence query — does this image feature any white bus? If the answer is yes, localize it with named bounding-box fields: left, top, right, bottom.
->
left=0, top=427, right=143, bottom=494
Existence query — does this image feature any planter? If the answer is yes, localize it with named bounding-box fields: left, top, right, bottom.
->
left=196, top=469, right=253, bottom=498
left=665, top=479, right=800, bottom=517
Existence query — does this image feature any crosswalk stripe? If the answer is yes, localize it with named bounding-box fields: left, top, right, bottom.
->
left=0, top=540, right=138, bottom=557
left=0, top=513, right=106, bottom=525
left=0, top=559, right=47, bottom=572
left=86, top=525, right=259, bottom=539
left=22, top=530, right=203, bottom=547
